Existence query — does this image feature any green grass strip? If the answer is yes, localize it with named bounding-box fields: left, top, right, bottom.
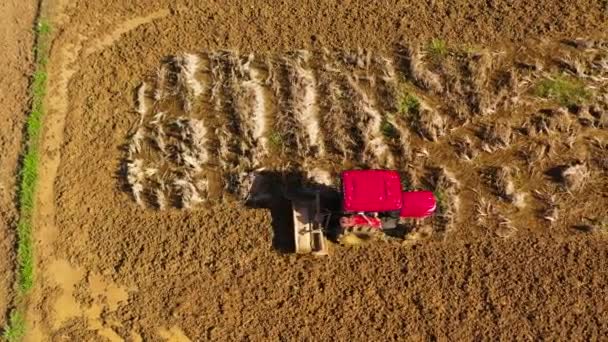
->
left=2, top=19, right=51, bottom=342
left=2, top=312, right=25, bottom=342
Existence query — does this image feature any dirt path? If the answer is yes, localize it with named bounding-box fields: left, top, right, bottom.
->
left=0, top=0, right=36, bottom=328
left=26, top=4, right=170, bottom=340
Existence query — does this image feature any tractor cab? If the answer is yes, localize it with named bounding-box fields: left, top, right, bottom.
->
left=342, top=170, right=403, bottom=213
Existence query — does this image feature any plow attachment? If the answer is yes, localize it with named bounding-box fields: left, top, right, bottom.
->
left=293, top=192, right=328, bottom=256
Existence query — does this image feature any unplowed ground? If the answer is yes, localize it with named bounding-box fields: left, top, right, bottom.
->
left=6, top=0, right=608, bottom=340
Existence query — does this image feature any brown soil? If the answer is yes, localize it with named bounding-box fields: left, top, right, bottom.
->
left=6, top=0, right=607, bottom=340
left=0, top=0, right=36, bottom=328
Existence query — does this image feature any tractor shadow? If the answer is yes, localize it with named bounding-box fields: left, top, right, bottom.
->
left=243, top=171, right=298, bottom=253
left=243, top=171, right=340, bottom=253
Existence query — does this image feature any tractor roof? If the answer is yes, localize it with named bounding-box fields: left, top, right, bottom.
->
left=342, top=170, right=402, bottom=212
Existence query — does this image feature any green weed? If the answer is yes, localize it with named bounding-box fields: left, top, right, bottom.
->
left=461, top=43, right=482, bottom=55
left=534, top=75, right=591, bottom=107
left=398, top=92, right=420, bottom=116
left=601, top=219, right=608, bottom=234
left=268, top=131, right=283, bottom=151
left=433, top=189, right=447, bottom=215
left=2, top=311, right=26, bottom=342
left=427, top=39, right=448, bottom=59
left=381, top=119, right=398, bottom=139
left=16, top=22, right=51, bottom=294
left=399, top=173, right=412, bottom=191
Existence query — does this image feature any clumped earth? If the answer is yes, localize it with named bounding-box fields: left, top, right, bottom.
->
left=2, top=0, right=608, bottom=340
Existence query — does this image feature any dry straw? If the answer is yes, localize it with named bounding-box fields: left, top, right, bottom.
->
left=120, top=44, right=608, bottom=213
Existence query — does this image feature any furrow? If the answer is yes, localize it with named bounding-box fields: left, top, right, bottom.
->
left=226, top=53, right=255, bottom=170
left=317, top=59, right=357, bottom=160
left=333, top=73, right=366, bottom=164
left=209, top=52, right=242, bottom=174
left=285, top=52, right=325, bottom=158
left=268, top=57, right=301, bottom=158
left=346, top=74, right=395, bottom=168
left=210, top=51, right=253, bottom=197
left=376, top=56, right=411, bottom=165
left=398, top=44, right=443, bottom=93
left=233, top=53, right=273, bottom=168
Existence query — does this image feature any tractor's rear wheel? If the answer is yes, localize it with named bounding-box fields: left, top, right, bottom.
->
left=337, top=226, right=381, bottom=245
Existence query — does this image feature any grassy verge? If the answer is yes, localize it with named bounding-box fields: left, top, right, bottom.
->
left=2, top=19, right=51, bottom=342
left=2, top=313, right=25, bottom=342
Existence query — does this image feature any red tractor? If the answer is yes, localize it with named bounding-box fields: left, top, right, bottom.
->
left=244, top=169, right=436, bottom=255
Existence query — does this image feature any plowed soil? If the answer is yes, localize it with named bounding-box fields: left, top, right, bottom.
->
left=7, top=0, right=608, bottom=341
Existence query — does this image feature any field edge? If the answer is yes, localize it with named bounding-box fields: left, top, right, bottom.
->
left=1, top=10, right=50, bottom=342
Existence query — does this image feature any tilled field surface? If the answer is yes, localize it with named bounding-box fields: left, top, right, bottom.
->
left=22, top=0, right=608, bottom=340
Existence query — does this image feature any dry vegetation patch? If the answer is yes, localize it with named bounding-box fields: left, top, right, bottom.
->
left=117, top=42, right=608, bottom=251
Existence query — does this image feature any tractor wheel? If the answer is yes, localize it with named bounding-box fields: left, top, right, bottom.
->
left=337, top=226, right=380, bottom=246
